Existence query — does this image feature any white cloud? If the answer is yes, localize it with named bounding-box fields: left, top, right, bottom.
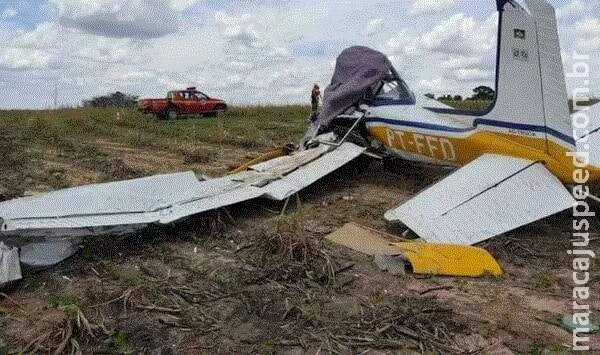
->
left=10, top=22, right=144, bottom=65
left=0, top=0, right=597, bottom=109
left=0, top=18, right=148, bottom=87
left=48, top=0, right=181, bottom=39
left=215, top=11, right=268, bottom=49
left=226, top=61, right=255, bottom=72
left=417, top=78, right=445, bottom=93
left=440, top=56, right=484, bottom=69
left=0, top=48, right=52, bottom=70
left=13, top=22, right=61, bottom=49
left=215, top=11, right=294, bottom=69
left=557, top=0, right=598, bottom=20
left=417, top=13, right=496, bottom=56
left=168, top=0, right=201, bottom=11
left=410, top=0, right=460, bottom=16
left=385, top=29, right=420, bottom=57
left=573, top=18, right=600, bottom=50
left=449, top=68, right=493, bottom=81
left=1, top=8, right=18, bottom=20
left=362, top=18, right=385, bottom=37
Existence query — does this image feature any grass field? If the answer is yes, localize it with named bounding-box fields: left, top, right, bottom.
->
left=0, top=106, right=310, bottom=199
left=0, top=103, right=599, bottom=353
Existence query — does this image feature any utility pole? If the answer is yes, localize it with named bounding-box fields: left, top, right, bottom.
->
left=53, top=82, right=58, bottom=109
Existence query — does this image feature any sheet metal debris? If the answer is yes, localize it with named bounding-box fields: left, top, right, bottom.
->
left=392, top=242, right=503, bottom=277
left=326, top=223, right=502, bottom=278
left=20, top=237, right=82, bottom=270
left=0, top=242, right=21, bottom=286
left=0, top=141, right=365, bottom=286
left=385, top=154, right=576, bottom=245
left=374, top=255, right=406, bottom=275
left=0, top=142, right=364, bottom=238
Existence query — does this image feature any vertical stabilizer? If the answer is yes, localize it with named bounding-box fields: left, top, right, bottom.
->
left=523, top=0, right=573, bottom=148
left=487, top=0, right=574, bottom=151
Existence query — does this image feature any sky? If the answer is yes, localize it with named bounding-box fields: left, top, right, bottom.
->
left=0, top=0, right=598, bottom=109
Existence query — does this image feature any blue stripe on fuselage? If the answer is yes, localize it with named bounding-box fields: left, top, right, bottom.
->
left=366, top=117, right=576, bottom=146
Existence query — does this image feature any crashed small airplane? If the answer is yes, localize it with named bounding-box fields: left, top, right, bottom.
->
left=1, top=0, right=598, bottom=285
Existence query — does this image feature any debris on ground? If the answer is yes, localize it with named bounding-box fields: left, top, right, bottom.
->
left=393, top=242, right=503, bottom=277
left=561, top=314, right=599, bottom=333
left=373, top=255, right=406, bottom=275
left=325, top=222, right=408, bottom=255
left=326, top=223, right=503, bottom=277
left=0, top=139, right=365, bottom=288
left=0, top=242, right=21, bottom=286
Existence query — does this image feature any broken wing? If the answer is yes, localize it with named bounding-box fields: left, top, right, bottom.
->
left=0, top=142, right=365, bottom=238
left=384, top=154, right=576, bottom=245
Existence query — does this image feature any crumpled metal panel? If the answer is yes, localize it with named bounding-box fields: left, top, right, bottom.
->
left=0, top=242, right=21, bottom=286
left=385, top=154, right=575, bottom=245
left=263, top=143, right=366, bottom=200
left=0, top=142, right=365, bottom=238
left=0, top=172, right=205, bottom=236
left=392, top=242, right=503, bottom=277
left=0, top=171, right=204, bottom=219
left=19, top=237, right=82, bottom=270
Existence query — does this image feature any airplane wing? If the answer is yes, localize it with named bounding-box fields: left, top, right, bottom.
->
left=0, top=139, right=365, bottom=285
left=0, top=142, right=365, bottom=239
left=384, top=154, right=576, bottom=245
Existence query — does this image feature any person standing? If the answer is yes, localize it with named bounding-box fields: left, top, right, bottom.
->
left=311, top=84, right=322, bottom=113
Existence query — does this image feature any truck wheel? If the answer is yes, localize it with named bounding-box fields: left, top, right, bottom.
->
left=165, top=107, right=178, bottom=120
left=213, top=104, right=227, bottom=117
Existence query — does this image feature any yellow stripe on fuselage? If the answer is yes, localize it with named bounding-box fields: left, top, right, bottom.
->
left=368, top=125, right=600, bottom=184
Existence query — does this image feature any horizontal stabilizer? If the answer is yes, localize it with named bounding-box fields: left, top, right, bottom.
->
left=385, top=154, right=575, bottom=245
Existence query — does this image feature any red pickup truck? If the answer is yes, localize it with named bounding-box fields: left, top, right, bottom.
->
left=138, top=87, right=227, bottom=119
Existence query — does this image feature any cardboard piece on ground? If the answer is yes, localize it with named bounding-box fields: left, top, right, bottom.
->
left=326, top=223, right=503, bottom=278
left=325, top=223, right=404, bottom=256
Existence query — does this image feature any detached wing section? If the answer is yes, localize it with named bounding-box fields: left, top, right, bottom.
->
left=0, top=143, right=365, bottom=239
left=384, top=154, right=575, bottom=245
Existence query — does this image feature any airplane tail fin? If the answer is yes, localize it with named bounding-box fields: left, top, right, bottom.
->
left=485, top=0, right=574, bottom=152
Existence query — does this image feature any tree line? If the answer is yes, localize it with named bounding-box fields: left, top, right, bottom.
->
left=82, top=92, right=139, bottom=108
left=426, top=86, right=495, bottom=102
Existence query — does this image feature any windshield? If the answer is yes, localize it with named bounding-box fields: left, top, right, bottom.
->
left=374, top=68, right=415, bottom=105
left=375, top=71, right=415, bottom=104
left=183, top=91, right=208, bottom=100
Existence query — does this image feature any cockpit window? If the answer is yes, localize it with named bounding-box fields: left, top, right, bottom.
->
left=378, top=81, right=401, bottom=99
left=374, top=69, right=415, bottom=104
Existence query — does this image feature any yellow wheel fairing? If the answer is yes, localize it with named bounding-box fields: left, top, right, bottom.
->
left=392, top=242, right=503, bottom=278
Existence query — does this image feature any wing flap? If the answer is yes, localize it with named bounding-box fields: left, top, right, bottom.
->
left=385, top=154, right=575, bottom=245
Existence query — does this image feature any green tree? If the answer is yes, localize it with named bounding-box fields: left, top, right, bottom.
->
left=471, top=86, right=495, bottom=101
left=83, top=92, right=139, bottom=108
